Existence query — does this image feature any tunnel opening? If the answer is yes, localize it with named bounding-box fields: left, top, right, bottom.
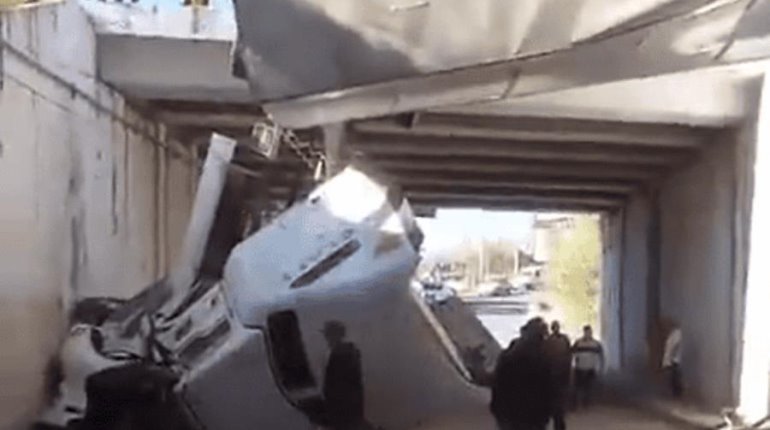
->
left=8, top=0, right=770, bottom=427
left=341, top=109, right=759, bottom=419
left=169, top=110, right=747, bottom=427
left=413, top=209, right=605, bottom=384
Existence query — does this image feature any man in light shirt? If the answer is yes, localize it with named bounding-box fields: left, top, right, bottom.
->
left=662, top=325, right=683, bottom=398
left=571, top=325, right=604, bottom=409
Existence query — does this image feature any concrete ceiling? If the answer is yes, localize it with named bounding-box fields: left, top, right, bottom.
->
left=82, top=2, right=750, bottom=213
left=430, top=68, right=752, bottom=127
left=346, top=113, right=719, bottom=212
left=88, top=1, right=762, bottom=129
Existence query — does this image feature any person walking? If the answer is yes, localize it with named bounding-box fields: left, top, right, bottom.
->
left=662, top=324, right=683, bottom=398
left=572, top=325, right=604, bottom=409
left=545, top=321, right=572, bottom=430
left=321, top=321, right=368, bottom=430
left=490, top=318, right=554, bottom=430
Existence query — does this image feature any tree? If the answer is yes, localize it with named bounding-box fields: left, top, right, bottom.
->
left=546, top=215, right=601, bottom=335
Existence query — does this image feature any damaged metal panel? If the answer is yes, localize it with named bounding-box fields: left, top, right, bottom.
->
left=163, top=134, right=235, bottom=314
left=231, top=0, right=770, bottom=127
left=155, top=282, right=231, bottom=367
left=233, top=0, right=715, bottom=101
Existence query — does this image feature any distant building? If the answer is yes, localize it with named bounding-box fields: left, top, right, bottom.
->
left=533, top=213, right=578, bottom=263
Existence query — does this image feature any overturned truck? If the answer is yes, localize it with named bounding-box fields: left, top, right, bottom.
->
left=37, top=134, right=494, bottom=430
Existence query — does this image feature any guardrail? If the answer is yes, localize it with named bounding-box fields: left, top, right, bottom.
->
left=461, top=297, right=530, bottom=315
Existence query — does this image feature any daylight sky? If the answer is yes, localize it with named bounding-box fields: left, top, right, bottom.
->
left=417, top=210, right=535, bottom=258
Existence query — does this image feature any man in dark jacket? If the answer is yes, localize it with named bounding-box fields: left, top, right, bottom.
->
left=545, top=321, right=572, bottom=430
left=322, top=321, right=366, bottom=430
left=76, top=363, right=196, bottom=430
left=490, top=318, right=554, bottom=430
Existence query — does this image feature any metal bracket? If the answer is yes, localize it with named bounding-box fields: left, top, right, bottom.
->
left=251, top=120, right=283, bottom=160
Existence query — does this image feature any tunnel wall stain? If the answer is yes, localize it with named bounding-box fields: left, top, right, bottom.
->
left=0, top=2, right=196, bottom=428
left=658, top=130, right=739, bottom=409
left=605, top=124, right=753, bottom=410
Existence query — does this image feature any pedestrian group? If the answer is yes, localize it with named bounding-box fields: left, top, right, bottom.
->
left=490, top=318, right=604, bottom=430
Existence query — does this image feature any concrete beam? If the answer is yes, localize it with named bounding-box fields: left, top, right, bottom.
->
left=144, top=99, right=264, bottom=129
left=411, top=206, right=437, bottom=218
left=324, top=123, right=350, bottom=178
left=394, top=173, right=637, bottom=195
left=429, top=69, right=748, bottom=128
left=98, top=34, right=250, bottom=102
left=351, top=114, right=712, bottom=148
left=371, top=156, right=665, bottom=181
left=408, top=195, right=619, bottom=213
left=157, top=111, right=262, bottom=128
left=146, top=99, right=264, bottom=114
left=404, top=187, right=624, bottom=206
left=406, top=191, right=623, bottom=208
left=351, top=133, right=693, bottom=166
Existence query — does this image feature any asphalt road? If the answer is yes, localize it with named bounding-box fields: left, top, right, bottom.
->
left=469, top=297, right=531, bottom=347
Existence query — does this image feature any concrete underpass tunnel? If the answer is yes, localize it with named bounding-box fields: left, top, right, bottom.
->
left=177, top=87, right=770, bottom=424
left=325, top=89, right=770, bottom=420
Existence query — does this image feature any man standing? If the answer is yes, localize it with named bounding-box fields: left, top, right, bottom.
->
left=490, top=318, right=553, bottom=430
left=572, top=325, right=604, bottom=409
left=662, top=324, right=683, bottom=398
left=77, top=363, right=195, bottom=430
left=545, top=321, right=572, bottom=430
left=321, top=321, right=366, bottom=430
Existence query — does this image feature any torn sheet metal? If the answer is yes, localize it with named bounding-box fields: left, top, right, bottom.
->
left=231, top=0, right=770, bottom=127
left=233, top=0, right=711, bottom=100
left=39, top=162, right=496, bottom=430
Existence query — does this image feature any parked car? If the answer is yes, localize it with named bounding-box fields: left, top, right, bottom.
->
left=419, top=278, right=457, bottom=304
left=480, top=280, right=524, bottom=297
left=489, top=282, right=518, bottom=297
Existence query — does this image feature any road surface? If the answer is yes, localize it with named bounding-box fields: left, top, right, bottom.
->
left=467, top=296, right=530, bottom=347
left=415, top=405, right=690, bottom=429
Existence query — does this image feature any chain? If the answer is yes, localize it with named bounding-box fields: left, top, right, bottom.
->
left=282, top=127, right=326, bottom=179
left=250, top=120, right=326, bottom=179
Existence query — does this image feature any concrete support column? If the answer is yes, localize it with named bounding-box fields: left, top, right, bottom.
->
left=155, top=142, right=168, bottom=277
left=739, top=74, right=770, bottom=422
left=600, top=211, right=624, bottom=372
left=323, top=123, right=351, bottom=179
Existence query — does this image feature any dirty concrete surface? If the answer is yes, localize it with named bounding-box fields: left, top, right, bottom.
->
left=415, top=406, right=690, bottom=429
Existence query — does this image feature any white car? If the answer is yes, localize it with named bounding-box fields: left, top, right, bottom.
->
left=420, top=280, right=458, bottom=305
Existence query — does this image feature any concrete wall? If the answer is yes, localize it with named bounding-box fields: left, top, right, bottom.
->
left=602, top=126, right=752, bottom=410
left=0, top=2, right=195, bottom=427
left=657, top=132, right=739, bottom=409
left=603, top=128, right=748, bottom=409
left=600, top=211, right=623, bottom=371
left=738, top=75, right=770, bottom=422
left=601, top=192, right=654, bottom=377
left=620, top=193, right=654, bottom=376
